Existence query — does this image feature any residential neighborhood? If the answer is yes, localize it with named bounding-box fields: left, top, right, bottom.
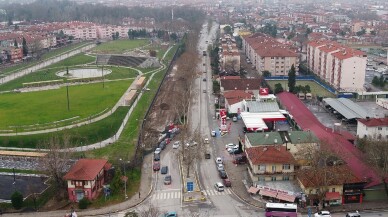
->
left=0, top=0, right=387, bottom=217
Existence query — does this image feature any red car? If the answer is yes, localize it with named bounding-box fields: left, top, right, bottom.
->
left=223, top=178, right=232, bottom=187
left=153, top=161, right=160, bottom=171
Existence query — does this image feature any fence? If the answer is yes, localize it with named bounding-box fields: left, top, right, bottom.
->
left=134, top=46, right=180, bottom=164
left=265, top=75, right=337, bottom=94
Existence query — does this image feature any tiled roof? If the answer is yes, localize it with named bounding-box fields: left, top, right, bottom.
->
left=64, top=159, right=108, bottom=181
left=244, top=33, right=297, bottom=57
left=220, top=78, right=262, bottom=91
left=358, top=117, right=388, bottom=127
left=297, top=165, right=362, bottom=188
left=277, top=92, right=381, bottom=188
left=245, top=146, right=296, bottom=165
left=223, top=90, right=253, bottom=105
left=246, top=132, right=284, bottom=146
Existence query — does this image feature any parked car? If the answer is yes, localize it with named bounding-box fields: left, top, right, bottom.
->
left=232, top=116, right=237, bottom=122
left=214, top=182, right=225, bottom=192
left=164, top=175, right=172, bottom=185
left=203, top=78, right=207, bottom=81
left=223, top=178, right=232, bottom=187
left=211, top=130, right=216, bottom=137
left=314, top=211, right=331, bottom=217
left=228, top=148, right=242, bottom=154
left=219, top=170, right=228, bottom=179
left=173, top=141, right=180, bottom=149
left=215, top=157, right=223, bottom=164
left=225, top=143, right=237, bottom=150
left=233, top=155, right=247, bottom=164
left=216, top=164, right=224, bottom=171
left=346, top=212, right=360, bottom=217
left=203, top=90, right=207, bottom=93
left=154, top=147, right=161, bottom=155
left=161, top=166, right=168, bottom=174
left=154, top=153, right=160, bottom=161
left=153, top=162, right=160, bottom=171
left=204, top=138, right=209, bottom=144
left=160, top=212, right=177, bottom=217
left=159, top=141, right=166, bottom=150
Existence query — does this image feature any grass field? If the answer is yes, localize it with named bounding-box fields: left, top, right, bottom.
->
left=0, top=53, right=96, bottom=91
left=266, top=80, right=335, bottom=97
left=92, top=39, right=149, bottom=54
left=0, top=106, right=129, bottom=148
left=0, top=42, right=91, bottom=76
left=0, top=79, right=133, bottom=130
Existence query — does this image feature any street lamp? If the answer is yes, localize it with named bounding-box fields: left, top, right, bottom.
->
left=119, top=158, right=128, bottom=199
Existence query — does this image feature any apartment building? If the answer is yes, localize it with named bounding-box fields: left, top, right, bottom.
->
left=242, top=33, right=298, bottom=76
left=307, top=40, right=367, bottom=92
left=220, top=36, right=240, bottom=72
left=357, top=117, right=388, bottom=140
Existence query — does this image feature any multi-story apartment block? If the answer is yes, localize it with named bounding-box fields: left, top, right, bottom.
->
left=220, top=36, right=240, bottom=72
left=242, top=33, right=298, bottom=76
left=307, top=40, right=367, bottom=92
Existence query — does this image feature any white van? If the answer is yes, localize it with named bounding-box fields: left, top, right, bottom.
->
left=214, top=182, right=225, bottom=192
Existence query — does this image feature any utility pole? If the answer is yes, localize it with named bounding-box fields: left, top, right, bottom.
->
left=66, top=84, right=70, bottom=111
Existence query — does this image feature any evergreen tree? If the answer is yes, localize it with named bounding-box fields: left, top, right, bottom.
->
left=22, top=37, right=28, bottom=56
left=11, top=191, right=23, bottom=210
left=288, top=64, right=296, bottom=93
left=14, top=39, right=18, bottom=48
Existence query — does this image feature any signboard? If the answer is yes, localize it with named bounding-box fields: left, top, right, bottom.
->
left=259, top=88, right=269, bottom=95
left=187, top=181, right=194, bottom=192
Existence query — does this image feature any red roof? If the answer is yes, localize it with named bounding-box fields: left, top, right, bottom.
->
left=223, top=90, right=253, bottom=105
left=277, top=92, right=380, bottom=188
left=358, top=118, right=388, bottom=127
left=64, top=159, right=108, bottom=181
left=245, top=146, right=296, bottom=165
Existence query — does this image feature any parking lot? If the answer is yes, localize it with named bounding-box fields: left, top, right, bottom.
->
left=0, top=174, right=48, bottom=201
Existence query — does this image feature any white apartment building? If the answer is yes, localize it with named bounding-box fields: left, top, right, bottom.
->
left=220, top=40, right=240, bottom=72
left=307, top=40, right=367, bottom=92
left=242, top=33, right=298, bottom=76
left=357, top=117, right=388, bottom=140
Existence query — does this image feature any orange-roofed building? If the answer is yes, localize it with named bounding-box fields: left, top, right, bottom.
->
left=64, top=159, right=111, bottom=202
left=245, top=146, right=296, bottom=182
left=223, top=90, right=253, bottom=114
left=307, top=40, right=367, bottom=92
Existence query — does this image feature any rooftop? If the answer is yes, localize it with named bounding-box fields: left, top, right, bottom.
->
left=246, top=132, right=284, bottom=146
left=63, top=159, right=108, bottom=181
left=220, top=78, right=262, bottom=92
left=358, top=117, right=388, bottom=127
left=245, top=146, right=296, bottom=165
left=245, top=101, right=280, bottom=112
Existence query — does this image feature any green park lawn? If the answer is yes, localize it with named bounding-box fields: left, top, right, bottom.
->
left=0, top=53, right=96, bottom=91
left=266, top=80, right=335, bottom=98
left=91, top=39, right=149, bottom=54
left=0, top=79, right=133, bottom=131
left=0, top=42, right=91, bottom=77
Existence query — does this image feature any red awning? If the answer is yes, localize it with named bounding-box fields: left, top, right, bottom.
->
left=276, top=193, right=296, bottom=203
left=325, top=192, right=341, bottom=200
left=259, top=189, right=277, bottom=198
left=247, top=187, right=260, bottom=194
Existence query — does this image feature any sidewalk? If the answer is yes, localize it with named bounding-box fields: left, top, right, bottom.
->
left=3, top=154, right=154, bottom=217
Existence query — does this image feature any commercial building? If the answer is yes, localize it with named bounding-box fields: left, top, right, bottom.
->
left=242, top=33, right=299, bottom=76
left=307, top=40, right=367, bottom=92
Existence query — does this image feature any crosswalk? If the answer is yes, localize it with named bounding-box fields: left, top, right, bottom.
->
left=151, top=188, right=232, bottom=200
left=203, top=188, right=232, bottom=196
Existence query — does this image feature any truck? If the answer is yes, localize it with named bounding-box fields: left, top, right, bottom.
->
left=203, top=50, right=207, bottom=56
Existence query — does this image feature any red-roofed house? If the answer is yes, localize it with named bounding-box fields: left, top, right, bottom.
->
left=64, top=159, right=111, bottom=202
left=224, top=90, right=253, bottom=114
left=245, top=146, right=296, bottom=182
left=357, top=117, right=388, bottom=139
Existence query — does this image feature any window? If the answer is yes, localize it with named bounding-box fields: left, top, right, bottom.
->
left=316, top=189, right=320, bottom=194
left=283, top=176, right=289, bottom=181
left=332, top=188, right=335, bottom=192
left=272, top=165, right=276, bottom=172
left=259, top=165, right=266, bottom=171
left=259, top=176, right=265, bottom=181
left=85, top=191, right=88, bottom=196
left=71, top=181, right=75, bottom=185
left=283, top=164, right=291, bottom=170
left=378, top=127, right=382, bottom=130
left=271, top=57, right=274, bottom=59
left=271, top=176, right=277, bottom=181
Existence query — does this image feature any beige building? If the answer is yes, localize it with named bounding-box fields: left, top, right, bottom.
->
left=307, top=40, right=367, bottom=92
left=220, top=38, right=240, bottom=72
left=245, top=146, right=296, bottom=182
left=242, top=33, right=299, bottom=76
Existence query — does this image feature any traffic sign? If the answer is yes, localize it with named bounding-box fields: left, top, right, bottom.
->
left=187, top=181, right=194, bottom=192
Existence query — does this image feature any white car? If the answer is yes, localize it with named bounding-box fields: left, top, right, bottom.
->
left=225, top=143, right=238, bottom=150
left=214, top=182, right=224, bottom=192
left=217, top=164, right=224, bottom=171
left=314, top=211, right=331, bottom=217
left=172, top=141, right=180, bottom=149
left=211, top=130, right=216, bottom=137
left=215, top=157, right=223, bottom=164
left=154, top=148, right=161, bottom=155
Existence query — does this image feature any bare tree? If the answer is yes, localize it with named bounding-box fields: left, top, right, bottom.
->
left=39, top=135, right=72, bottom=200
left=136, top=203, right=163, bottom=217
left=360, top=138, right=388, bottom=197
left=29, top=40, right=43, bottom=60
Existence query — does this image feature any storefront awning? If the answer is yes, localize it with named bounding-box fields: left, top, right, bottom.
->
left=276, top=193, right=296, bottom=203
left=259, top=189, right=277, bottom=198
left=325, top=192, right=341, bottom=200
left=248, top=186, right=260, bottom=194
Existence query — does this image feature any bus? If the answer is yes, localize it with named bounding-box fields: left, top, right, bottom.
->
left=265, top=203, right=297, bottom=217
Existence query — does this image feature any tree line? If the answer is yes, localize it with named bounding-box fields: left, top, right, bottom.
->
left=1, top=0, right=204, bottom=25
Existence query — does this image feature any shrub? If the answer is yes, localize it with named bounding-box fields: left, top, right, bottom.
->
left=78, top=197, right=90, bottom=209
left=11, top=191, right=23, bottom=210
